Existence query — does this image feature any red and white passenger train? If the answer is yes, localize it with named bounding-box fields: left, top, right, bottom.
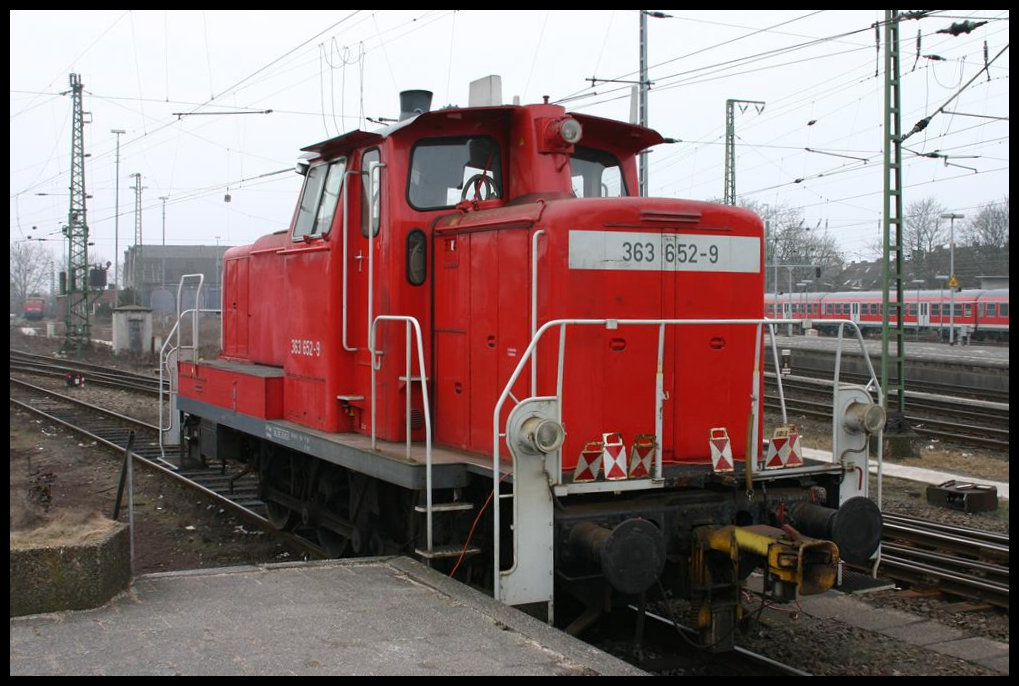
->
left=165, top=81, right=885, bottom=649
left=766, top=289, right=1009, bottom=341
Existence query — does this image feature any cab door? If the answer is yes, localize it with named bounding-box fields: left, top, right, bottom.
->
left=346, top=148, right=382, bottom=434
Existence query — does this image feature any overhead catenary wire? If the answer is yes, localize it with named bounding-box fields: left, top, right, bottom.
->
left=10, top=10, right=1008, bottom=261
left=900, top=42, right=1010, bottom=142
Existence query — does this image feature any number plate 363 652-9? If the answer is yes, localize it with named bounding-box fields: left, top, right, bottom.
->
left=567, top=230, right=760, bottom=273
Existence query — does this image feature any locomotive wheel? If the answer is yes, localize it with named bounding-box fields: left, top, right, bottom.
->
left=260, top=445, right=298, bottom=531
left=315, top=469, right=359, bottom=557
left=265, top=500, right=297, bottom=531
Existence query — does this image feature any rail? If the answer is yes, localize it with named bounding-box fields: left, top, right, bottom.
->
left=490, top=317, right=883, bottom=602
left=368, top=315, right=434, bottom=556
left=11, top=378, right=326, bottom=561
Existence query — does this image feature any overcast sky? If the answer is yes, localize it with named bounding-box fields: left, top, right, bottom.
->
left=10, top=10, right=1009, bottom=273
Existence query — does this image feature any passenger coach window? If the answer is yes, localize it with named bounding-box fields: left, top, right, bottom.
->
left=1001, top=304, right=1009, bottom=318
left=408, top=137, right=502, bottom=210
left=570, top=147, right=626, bottom=198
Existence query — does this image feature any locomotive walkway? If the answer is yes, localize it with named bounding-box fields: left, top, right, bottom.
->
left=9, top=557, right=642, bottom=676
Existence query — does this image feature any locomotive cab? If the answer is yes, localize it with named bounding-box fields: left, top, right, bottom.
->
left=170, top=81, right=885, bottom=652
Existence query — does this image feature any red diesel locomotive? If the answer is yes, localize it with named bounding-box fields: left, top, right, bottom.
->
left=167, top=83, right=885, bottom=649
left=22, top=295, right=46, bottom=321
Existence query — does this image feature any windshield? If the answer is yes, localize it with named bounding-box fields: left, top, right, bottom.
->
left=570, top=147, right=626, bottom=198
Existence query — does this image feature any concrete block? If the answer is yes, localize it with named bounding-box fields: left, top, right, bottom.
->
left=10, top=520, right=130, bottom=617
left=877, top=620, right=964, bottom=646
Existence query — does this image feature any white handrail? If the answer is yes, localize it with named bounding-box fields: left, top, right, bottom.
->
left=766, top=323, right=789, bottom=425
left=341, top=169, right=364, bottom=352
left=175, top=274, right=204, bottom=361
left=369, top=315, right=433, bottom=554
left=159, top=271, right=220, bottom=468
left=490, top=317, right=882, bottom=602
left=530, top=229, right=545, bottom=396
left=748, top=322, right=764, bottom=480
left=158, top=316, right=181, bottom=434
left=366, top=163, right=386, bottom=359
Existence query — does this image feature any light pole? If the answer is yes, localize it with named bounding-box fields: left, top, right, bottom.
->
left=638, top=10, right=672, bottom=197
left=111, top=129, right=126, bottom=290
left=159, top=196, right=169, bottom=291
left=911, top=279, right=924, bottom=340
left=159, top=196, right=168, bottom=246
left=940, top=213, right=964, bottom=344
left=936, top=274, right=948, bottom=341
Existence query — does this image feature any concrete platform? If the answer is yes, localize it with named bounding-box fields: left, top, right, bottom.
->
left=770, top=334, right=1009, bottom=368
left=768, top=334, right=1008, bottom=397
left=9, top=558, right=644, bottom=676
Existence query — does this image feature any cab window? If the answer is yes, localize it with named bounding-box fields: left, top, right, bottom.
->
left=294, top=159, right=347, bottom=240
left=408, top=137, right=502, bottom=210
left=361, top=149, right=381, bottom=237
left=570, top=147, right=626, bottom=198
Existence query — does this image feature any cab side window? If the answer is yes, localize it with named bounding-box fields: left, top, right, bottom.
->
left=361, top=149, right=381, bottom=237
left=293, top=158, right=346, bottom=240
left=408, top=137, right=502, bottom=210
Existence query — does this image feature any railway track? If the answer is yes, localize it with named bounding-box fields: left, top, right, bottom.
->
left=11, top=367, right=1005, bottom=667
left=10, top=372, right=812, bottom=672
left=594, top=603, right=810, bottom=675
left=637, top=607, right=810, bottom=676
left=765, top=361, right=1009, bottom=404
left=9, top=377, right=323, bottom=560
left=13, top=350, right=1008, bottom=453
left=10, top=350, right=163, bottom=396
left=765, top=373, right=1010, bottom=452
left=876, top=514, right=1009, bottom=610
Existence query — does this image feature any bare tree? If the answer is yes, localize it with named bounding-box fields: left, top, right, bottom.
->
left=9, top=241, right=52, bottom=313
left=904, top=197, right=946, bottom=279
left=740, top=200, right=844, bottom=292
left=962, top=197, right=1009, bottom=248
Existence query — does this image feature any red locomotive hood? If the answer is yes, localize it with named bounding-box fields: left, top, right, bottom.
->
left=434, top=195, right=763, bottom=238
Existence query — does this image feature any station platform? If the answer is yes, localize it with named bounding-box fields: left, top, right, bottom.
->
left=769, top=334, right=1009, bottom=367
left=9, top=557, right=643, bottom=676
left=768, top=334, right=1009, bottom=397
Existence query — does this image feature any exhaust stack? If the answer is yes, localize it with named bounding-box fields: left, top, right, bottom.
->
left=399, top=90, right=433, bottom=121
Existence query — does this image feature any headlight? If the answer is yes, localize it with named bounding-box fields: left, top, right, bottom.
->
left=520, top=416, right=566, bottom=454
left=559, top=118, right=583, bottom=145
